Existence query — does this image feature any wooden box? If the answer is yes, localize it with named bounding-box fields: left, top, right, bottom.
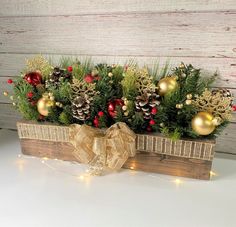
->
left=17, top=121, right=215, bottom=180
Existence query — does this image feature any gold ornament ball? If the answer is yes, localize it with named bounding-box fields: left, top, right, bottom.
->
left=37, top=97, right=55, bottom=116
left=191, top=112, right=215, bottom=136
left=176, top=103, right=183, bottom=109
left=3, top=91, right=8, bottom=96
left=185, top=99, right=192, bottom=105
left=186, top=94, right=192, bottom=99
left=122, top=105, right=127, bottom=111
left=157, top=76, right=178, bottom=96
left=108, top=72, right=113, bottom=77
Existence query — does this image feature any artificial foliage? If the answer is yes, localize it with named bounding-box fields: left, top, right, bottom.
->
left=5, top=55, right=235, bottom=140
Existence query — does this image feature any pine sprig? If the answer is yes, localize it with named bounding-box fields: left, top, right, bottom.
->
left=10, top=56, right=231, bottom=140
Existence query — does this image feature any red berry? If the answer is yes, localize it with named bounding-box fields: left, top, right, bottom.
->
left=232, top=105, right=236, bottom=111
left=149, top=119, right=155, bottom=126
left=151, top=107, right=158, bottom=115
left=27, top=92, right=34, bottom=98
left=93, top=117, right=99, bottom=127
left=67, top=66, right=73, bottom=72
left=84, top=74, right=94, bottom=83
left=146, top=126, right=152, bottom=132
left=98, top=111, right=104, bottom=117
left=7, top=79, right=13, bottom=84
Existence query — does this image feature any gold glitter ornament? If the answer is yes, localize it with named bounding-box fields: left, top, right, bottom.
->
left=25, top=55, right=52, bottom=78
left=191, top=112, right=215, bottom=135
left=3, top=91, right=8, bottom=96
left=157, top=76, right=178, bottom=96
left=193, top=89, right=233, bottom=122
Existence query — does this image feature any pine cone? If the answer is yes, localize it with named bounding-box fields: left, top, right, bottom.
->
left=72, top=94, right=92, bottom=121
left=135, top=92, right=160, bottom=119
left=46, top=67, right=71, bottom=87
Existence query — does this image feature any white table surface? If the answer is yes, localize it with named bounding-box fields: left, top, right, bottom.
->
left=0, top=129, right=236, bottom=227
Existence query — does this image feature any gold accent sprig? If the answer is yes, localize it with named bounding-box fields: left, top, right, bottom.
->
left=193, top=89, right=233, bottom=122
left=25, top=55, right=53, bottom=78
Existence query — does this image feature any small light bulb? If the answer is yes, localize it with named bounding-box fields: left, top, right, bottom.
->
left=174, top=179, right=182, bottom=185
left=43, top=157, right=48, bottom=160
left=130, top=166, right=135, bottom=170
left=79, top=175, right=85, bottom=180
left=41, top=160, right=45, bottom=164
left=210, top=171, right=216, bottom=176
left=18, top=154, right=22, bottom=158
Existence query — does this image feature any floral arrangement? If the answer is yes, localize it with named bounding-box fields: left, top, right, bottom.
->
left=4, top=55, right=235, bottom=140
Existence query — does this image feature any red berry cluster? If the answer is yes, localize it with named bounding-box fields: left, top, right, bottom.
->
left=26, top=91, right=37, bottom=106
left=93, top=111, right=104, bottom=127
left=84, top=74, right=101, bottom=83
left=146, top=107, right=158, bottom=132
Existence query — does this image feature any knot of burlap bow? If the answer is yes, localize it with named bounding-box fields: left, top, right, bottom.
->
left=69, top=122, right=136, bottom=175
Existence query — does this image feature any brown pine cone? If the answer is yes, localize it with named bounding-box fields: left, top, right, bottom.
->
left=135, top=92, right=160, bottom=119
left=72, top=94, right=92, bottom=121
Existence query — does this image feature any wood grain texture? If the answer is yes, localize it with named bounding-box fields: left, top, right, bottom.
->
left=123, top=152, right=212, bottom=180
left=20, top=138, right=212, bottom=180
left=0, top=54, right=235, bottom=87
left=216, top=123, right=236, bottom=155
left=1, top=0, right=236, bottom=16
left=20, top=139, right=77, bottom=162
left=0, top=103, right=21, bottom=129
left=0, top=12, right=236, bottom=58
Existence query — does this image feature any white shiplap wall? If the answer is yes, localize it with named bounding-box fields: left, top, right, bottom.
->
left=0, top=0, right=235, bottom=154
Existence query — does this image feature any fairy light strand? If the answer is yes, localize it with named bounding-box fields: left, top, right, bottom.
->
left=16, top=154, right=217, bottom=184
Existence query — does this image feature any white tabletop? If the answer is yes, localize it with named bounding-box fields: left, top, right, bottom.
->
left=0, top=129, right=236, bottom=227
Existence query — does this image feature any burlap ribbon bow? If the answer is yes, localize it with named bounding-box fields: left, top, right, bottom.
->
left=69, top=122, right=136, bottom=175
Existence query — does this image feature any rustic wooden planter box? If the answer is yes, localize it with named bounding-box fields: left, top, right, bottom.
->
left=17, top=120, right=215, bottom=180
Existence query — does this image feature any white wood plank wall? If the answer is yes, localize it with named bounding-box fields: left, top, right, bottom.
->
left=0, top=0, right=235, bottom=154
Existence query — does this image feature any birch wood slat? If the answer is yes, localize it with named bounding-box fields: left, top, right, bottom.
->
left=0, top=12, right=236, bottom=58
left=17, top=120, right=215, bottom=179
left=0, top=0, right=236, bottom=16
left=0, top=103, right=21, bottom=129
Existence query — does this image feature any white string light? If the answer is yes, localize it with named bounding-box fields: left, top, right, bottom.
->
left=17, top=154, right=217, bottom=184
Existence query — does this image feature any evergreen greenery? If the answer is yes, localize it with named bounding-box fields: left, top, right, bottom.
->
left=7, top=56, right=233, bottom=140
